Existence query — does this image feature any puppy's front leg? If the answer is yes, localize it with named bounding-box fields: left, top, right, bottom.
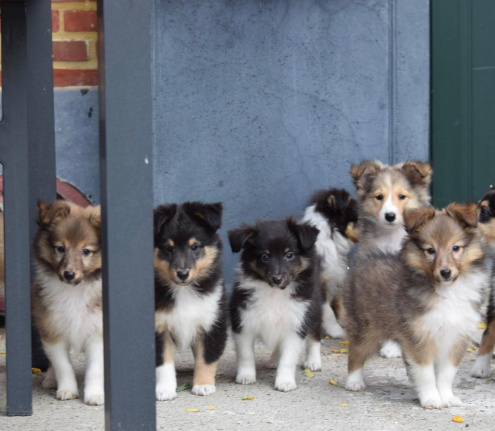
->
left=84, top=335, right=104, bottom=405
left=191, top=337, right=217, bottom=396
left=274, top=332, right=304, bottom=392
left=409, top=359, right=442, bottom=409
left=234, top=331, right=256, bottom=385
left=43, top=340, right=79, bottom=401
left=156, top=331, right=177, bottom=401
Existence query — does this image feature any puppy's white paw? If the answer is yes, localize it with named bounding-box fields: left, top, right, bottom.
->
left=303, top=360, right=322, bottom=372
left=84, top=390, right=105, bottom=406
left=235, top=373, right=256, bottom=385
left=56, top=388, right=79, bottom=401
left=379, top=341, right=402, bottom=358
left=345, top=379, right=365, bottom=391
left=471, top=355, right=492, bottom=378
left=191, top=384, right=216, bottom=396
left=419, top=393, right=443, bottom=409
left=442, top=395, right=462, bottom=408
left=325, top=324, right=347, bottom=339
left=274, top=376, right=297, bottom=392
left=156, top=389, right=177, bottom=401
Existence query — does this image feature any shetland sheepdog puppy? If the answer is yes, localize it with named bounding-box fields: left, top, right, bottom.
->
left=229, top=218, right=322, bottom=392
left=153, top=202, right=227, bottom=400
left=344, top=204, right=489, bottom=408
left=472, top=186, right=495, bottom=378
left=302, top=188, right=358, bottom=338
left=32, top=201, right=103, bottom=405
left=350, top=159, right=432, bottom=358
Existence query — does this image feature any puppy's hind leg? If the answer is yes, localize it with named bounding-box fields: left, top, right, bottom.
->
left=303, top=336, right=322, bottom=372
left=41, top=365, right=57, bottom=390
left=471, top=317, right=495, bottom=378
left=345, top=343, right=367, bottom=392
left=322, top=301, right=347, bottom=339
left=379, top=339, right=402, bottom=358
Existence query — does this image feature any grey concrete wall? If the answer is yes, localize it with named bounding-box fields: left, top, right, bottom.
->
left=2, top=0, right=429, bottom=285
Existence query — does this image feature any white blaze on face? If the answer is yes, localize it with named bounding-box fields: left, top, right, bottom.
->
left=379, top=177, right=398, bottom=225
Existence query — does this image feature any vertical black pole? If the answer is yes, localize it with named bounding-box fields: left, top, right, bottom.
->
left=0, top=2, right=33, bottom=416
left=97, top=1, right=156, bottom=429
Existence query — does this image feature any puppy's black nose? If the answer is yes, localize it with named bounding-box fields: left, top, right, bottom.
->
left=271, top=275, right=282, bottom=285
left=64, top=271, right=75, bottom=281
left=385, top=212, right=396, bottom=222
left=440, top=269, right=452, bottom=279
left=177, top=269, right=190, bottom=281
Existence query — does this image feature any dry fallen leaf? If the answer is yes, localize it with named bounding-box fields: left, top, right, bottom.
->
left=478, top=322, right=487, bottom=330
left=241, top=396, right=254, bottom=400
left=329, top=377, right=338, bottom=386
left=31, top=368, right=42, bottom=374
left=303, top=368, right=315, bottom=378
left=330, top=348, right=349, bottom=354
left=466, top=347, right=477, bottom=353
left=185, top=408, right=200, bottom=413
left=339, top=340, right=350, bottom=346
left=207, top=406, right=215, bottom=411
left=340, top=348, right=349, bottom=354
left=452, top=415, right=465, bottom=423
left=341, top=403, right=348, bottom=407
left=324, top=336, right=332, bottom=339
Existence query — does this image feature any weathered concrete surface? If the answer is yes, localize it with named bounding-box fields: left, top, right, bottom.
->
left=1, top=327, right=494, bottom=430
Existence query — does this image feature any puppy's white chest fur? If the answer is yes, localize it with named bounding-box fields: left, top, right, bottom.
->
left=37, top=273, right=102, bottom=354
left=374, top=225, right=407, bottom=253
left=155, top=282, right=222, bottom=350
left=418, top=271, right=487, bottom=355
left=238, top=278, right=308, bottom=350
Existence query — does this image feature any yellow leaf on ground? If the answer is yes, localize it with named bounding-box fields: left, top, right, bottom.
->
left=339, top=340, right=350, bottom=346
left=0, top=351, right=6, bottom=354
left=31, top=368, right=42, bottom=374
left=340, top=348, right=349, bottom=354
left=329, top=377, right=338, bottom=386
left=452, top=415, right=465, bottom=423
left=303, top=368, right=314, bottom=378
left=241, top=396, right=254, bottom=400
left=324, top=336, right=332, bottom=339
left=466, top=347, right=477, bottom=353
left=207, top=406, right=215, bottom=411
left=341, top=403, right=348, bottom=407
left=331, top=349, right=341, bottom=353
left=478, top=322, right=487, bottom=330
left=185, top=408, right=200, bottom=413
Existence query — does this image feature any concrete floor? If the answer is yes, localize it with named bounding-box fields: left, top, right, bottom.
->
left=0, top=327, right=494, bottom=431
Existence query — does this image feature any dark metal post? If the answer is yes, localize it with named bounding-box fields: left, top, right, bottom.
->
left=0, top=2, right=33, bottom=416
left=97, top=1, right=156, bottom=429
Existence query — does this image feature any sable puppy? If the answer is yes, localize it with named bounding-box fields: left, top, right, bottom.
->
left=350, top=159, right=432, bottom=358
left=302, top=188, right=358, bottom=338
left=229, top=218, right=322, bottom=392
left=32, top=200, right=103, bottom=405
left=344, top=204, right=489, bottom=408
left=154, top=202, right=227, bottom=400
left=472, top=186, right=495, bottom=378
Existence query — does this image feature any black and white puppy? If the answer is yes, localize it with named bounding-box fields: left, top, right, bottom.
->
left=302, top=188, right=358, bottom=338
left=229, top=218, right=322, bottom=392
left=154, top=202, right=227, bottom=400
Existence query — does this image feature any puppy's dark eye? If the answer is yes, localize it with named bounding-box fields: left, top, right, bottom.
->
left=56, top=246, right=65, bottom=253
left=165, top=245, right=174, bottom=253
left=398, top=194, right=406, bottom=200
left=426, top=248, right=436, bottom=255
left=191, top=243, right=199, bottom=252
left=261, top=254, right=270, bottom=262
left=452, top=245, right=460, bottom=252
left=82, top=248, right=91, bottom=256
left=376, top=195, right=384, bottom=201
left=285, top=252, right=294, bottom=260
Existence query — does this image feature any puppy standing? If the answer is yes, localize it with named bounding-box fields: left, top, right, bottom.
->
left=32, top=201, right=104, bottom=405
left=229, top=218, right=322, bottom=392
left=154, top=202, right=227, bottom=400
left=472, top=187, right=495, bottom=378
left=344, top=204, right=489, bottom=408
left=302, top=188, right=358, bottom=338
left=350, top=160, right=432, bottom=358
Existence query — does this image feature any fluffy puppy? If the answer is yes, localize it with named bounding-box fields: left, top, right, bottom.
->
left=229, top=218, right=322, bottom=392
left=32, top=200, right=103, bottom=405
left=302, top=188, right=358, bottom=338
left=350, top=159, right=432, bottom=358
left=344, top=204, right=489, bottom=408
left=154, top=202, right=227, bottom=400
left=472, top=186, right=495, bottom=378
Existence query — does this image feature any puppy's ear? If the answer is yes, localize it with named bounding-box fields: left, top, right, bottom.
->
left=183, top=202, right=223, bottom=232
left=37, top=200, right=71, bottom=227
left=403, top=207, right=436, bottom=235
left=445, top=203, right=478, bottom=229
left=89, top=205, right=101, bottom=229
left=287, top=218, right=319, bottom=253
left=153, top=204, right=177, bottom=238
left=401, top=161, right=432, bottom=187
left=228, top=225, right=256, bottom=253
left=326, top=193, right=336, bottom=208
left=350, top=161, right=383, bottom=196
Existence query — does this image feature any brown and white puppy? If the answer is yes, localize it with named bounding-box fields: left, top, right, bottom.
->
left=350, top=160, right=432, bottom=358
left=154, top=202, right=227, bottom=400
left=302, top=188, right=358, bottom=338
left=32, top=200, right=103, bottom=405
left=344, top=204, right=489, bottom=408
left=472, top=187, right=495, bottom=378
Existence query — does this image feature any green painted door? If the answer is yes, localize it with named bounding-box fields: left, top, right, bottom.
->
left=431, top=0, right=495, bottom=207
